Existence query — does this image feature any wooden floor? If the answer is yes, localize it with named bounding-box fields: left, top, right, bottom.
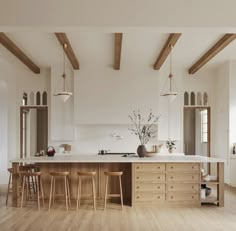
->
left=0, top=185, right=236, bottom=231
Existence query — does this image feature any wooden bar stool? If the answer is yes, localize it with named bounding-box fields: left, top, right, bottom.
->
left=76, top=171, right=96, bottom=210
left=20, top=172, right=44, bottom=210
left=48, top=171, right=71, bottom=211
left=104, top=171, right=123, bottom=209
left=6, top=168, right=14, bottom=205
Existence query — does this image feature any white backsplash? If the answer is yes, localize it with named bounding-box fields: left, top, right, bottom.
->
left=50, top=124, right=181, bottom=154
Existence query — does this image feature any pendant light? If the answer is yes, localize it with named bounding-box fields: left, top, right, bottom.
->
left=160, top=45, right=178, bottom=102
left=54, top=43, right=72, bottom=102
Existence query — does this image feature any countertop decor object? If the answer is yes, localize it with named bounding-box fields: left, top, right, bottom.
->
left=47, top=146, right=56, bottom=157
left=166, top=140, right=176, bottom=153
left=128, top=110, right=160, bottom=157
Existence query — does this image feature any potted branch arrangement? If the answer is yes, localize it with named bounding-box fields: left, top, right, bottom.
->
left=166, top=140, right=176, bottom=153
left=129, top=110, right=160, bottom=157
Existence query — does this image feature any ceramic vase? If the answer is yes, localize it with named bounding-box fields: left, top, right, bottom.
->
left=137, top=145, right=147, bottom=157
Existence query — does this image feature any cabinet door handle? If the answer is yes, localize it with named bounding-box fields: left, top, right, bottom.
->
left=192, top=176, right=194, bottom=179
left=170, top=176, right=173, bottom=179
left=157, top=186, right=160, bottom=189
left=192, top=186, right=194, bottom=189
left=170, top=166, right=173, bottom=169
left=171, top=186, right=174, bottom=189
left=137, top=196, right=139, bottom=199
left=157, top=196, right=160, bottom=199
left=137, top=186, right=140, bottom=189
left=136, top=167, right=140, bottom=169
left=171, top=196, right=173, bottom=199
left=157, top=176, right=160, bottom=179
left=157, top=166, right=160, bottom=169
left=137, top=177, right=140, bottom=179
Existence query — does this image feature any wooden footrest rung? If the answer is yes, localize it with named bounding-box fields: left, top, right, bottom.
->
left=107, top=194, right=121, bottom=197
left=80, top=194, right=94, bottom=198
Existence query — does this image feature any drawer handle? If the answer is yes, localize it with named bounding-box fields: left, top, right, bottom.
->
left=170, top=166, right=173, bottom=169
left=137, top=186, right=140, bottom=189
left=192, top=176, right=194, bottom=179
left=192, top=196, right=194, bottom=199
left=137, top=177, right=140, bottom=179
left=157, top=186, right=160, bottom=189
left=137, top=196, right=139, bottom=199
left=170, top=176, right=173, bottom=179
left=171, top=186, right=174, bottom=189
left=136, top=167, right=140, bottom=169
left=157, top=166, right=160, bottom=169
left=171, top=196, right=173, bottom=199
left=157, top=196, right=160, bottom=199
left=157, top=176, right=160, bottom=179
left=192, top=166, right=194, bottom=169
left=192, top=186, right=194, bottom=189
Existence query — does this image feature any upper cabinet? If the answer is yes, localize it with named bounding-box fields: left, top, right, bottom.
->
left=74, top=68, right=159, bottom=124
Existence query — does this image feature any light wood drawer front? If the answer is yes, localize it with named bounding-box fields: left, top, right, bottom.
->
left=167, top=183, right=200, bottom=192
left=135, top=183, right=165, bottom=192
left=135, top=163, right=165, bottom=172
left=167, top=193, right=199, bottom=202
left=166, top=163, right=200, bottom=172
left=135, top=192, right=165, bottom=202
left=135, top=173, right=165, bottom=182
left=167, top=173, right=200, bottom=182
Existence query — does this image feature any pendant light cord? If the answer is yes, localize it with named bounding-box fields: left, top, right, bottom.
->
left=63, top=44, right=67, bottom=92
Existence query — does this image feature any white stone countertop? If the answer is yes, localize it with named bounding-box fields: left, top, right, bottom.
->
left=10, top=154, right=225, bottom=163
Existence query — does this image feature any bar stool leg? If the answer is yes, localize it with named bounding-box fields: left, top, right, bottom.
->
left=40, top=176, right=44, bottom=206
left=20, top=176, right=26, bottom=208
left=52, top=177, right=56, bottom=206
left=36, top=177, right=40, bottom=210
left=66, top=177, right=71, bottom=207
left=119, top=176, right=123, bottom=209
left=92, top=176, right=96, bottom=210
left=6, top=172, right=12, bottom=206
left=64, top=176, right=68, bottom=211
left=104, top=175, right=108, bottom=209
left=76, top=176, right=80, bottom=210
left=48, top=176, right=53, bottom=211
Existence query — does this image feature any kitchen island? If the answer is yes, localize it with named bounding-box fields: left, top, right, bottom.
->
left=10, top=154, right=224, bottom=207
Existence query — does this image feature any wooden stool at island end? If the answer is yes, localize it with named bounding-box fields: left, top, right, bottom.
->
left=76, top=171, right=96, bottom=210
left=6, top=168, right=14, bottom=205
left=20, top=171, right=44, bottom=210
left=48, top=171, right=71, bottom=211
left=104, top=171, right=123, bottom=210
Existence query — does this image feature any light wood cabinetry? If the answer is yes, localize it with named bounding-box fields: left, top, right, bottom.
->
left=132, top=163, right=201, bottom=206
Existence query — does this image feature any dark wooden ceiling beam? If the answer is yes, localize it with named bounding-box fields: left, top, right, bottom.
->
left=153, top=33, right=181, bottom=70
left=55, top=33, right=79, bottom=70
left=189, top=34, right=236, bottom=74
left=0, top=33, right=40, bottom=74
left=114, top=33, right=123, bottom=70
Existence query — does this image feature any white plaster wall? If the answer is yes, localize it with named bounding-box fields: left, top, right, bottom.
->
left=0, top=60, right=50, bottom=183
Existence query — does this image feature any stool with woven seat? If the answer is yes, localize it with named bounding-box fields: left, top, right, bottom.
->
left=48, top=171, right=71, bottom=211
left=104, top=171, right=123, bottom=210
left=76, top=171, right=96, bottom=210
left=20, top=171, right=44, bottom=210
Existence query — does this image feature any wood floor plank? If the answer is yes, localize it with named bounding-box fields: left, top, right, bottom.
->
left=1, top=185, right=236, bottom=230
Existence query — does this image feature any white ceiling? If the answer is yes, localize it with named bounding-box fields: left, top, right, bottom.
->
left=0, top=31, right=235, bottom=73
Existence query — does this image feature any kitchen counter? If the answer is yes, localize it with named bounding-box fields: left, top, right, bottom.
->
left=10, top=154, right=224, bottom=163
left=10, top=154, right=224, bottom=208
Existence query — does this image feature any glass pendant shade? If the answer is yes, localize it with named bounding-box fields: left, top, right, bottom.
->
left=54, top=44, right=72, bottom=102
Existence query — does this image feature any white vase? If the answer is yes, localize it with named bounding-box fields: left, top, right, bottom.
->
left=168, top=148, right=174, bottom=154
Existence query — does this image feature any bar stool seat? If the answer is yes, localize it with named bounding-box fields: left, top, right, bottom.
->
left=104, top=171, right=123, bottom=209
left=20, top=171, right=44, bottom=210
left=48, top=171, right=71, bottom=211
left=76, top=171, right=96, bottom=210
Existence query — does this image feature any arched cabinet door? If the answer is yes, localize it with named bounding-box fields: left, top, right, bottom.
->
left=36, top=91, right=41, bottom=105
left=190, top=92, right=195, bottom=106
left=197, top=92, right=202, bottom=105
left=184, top=92, right=189, bottom=106
left=42, top=91, right=47, bottom=105
left=203, top=92, right=208, bottom=105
